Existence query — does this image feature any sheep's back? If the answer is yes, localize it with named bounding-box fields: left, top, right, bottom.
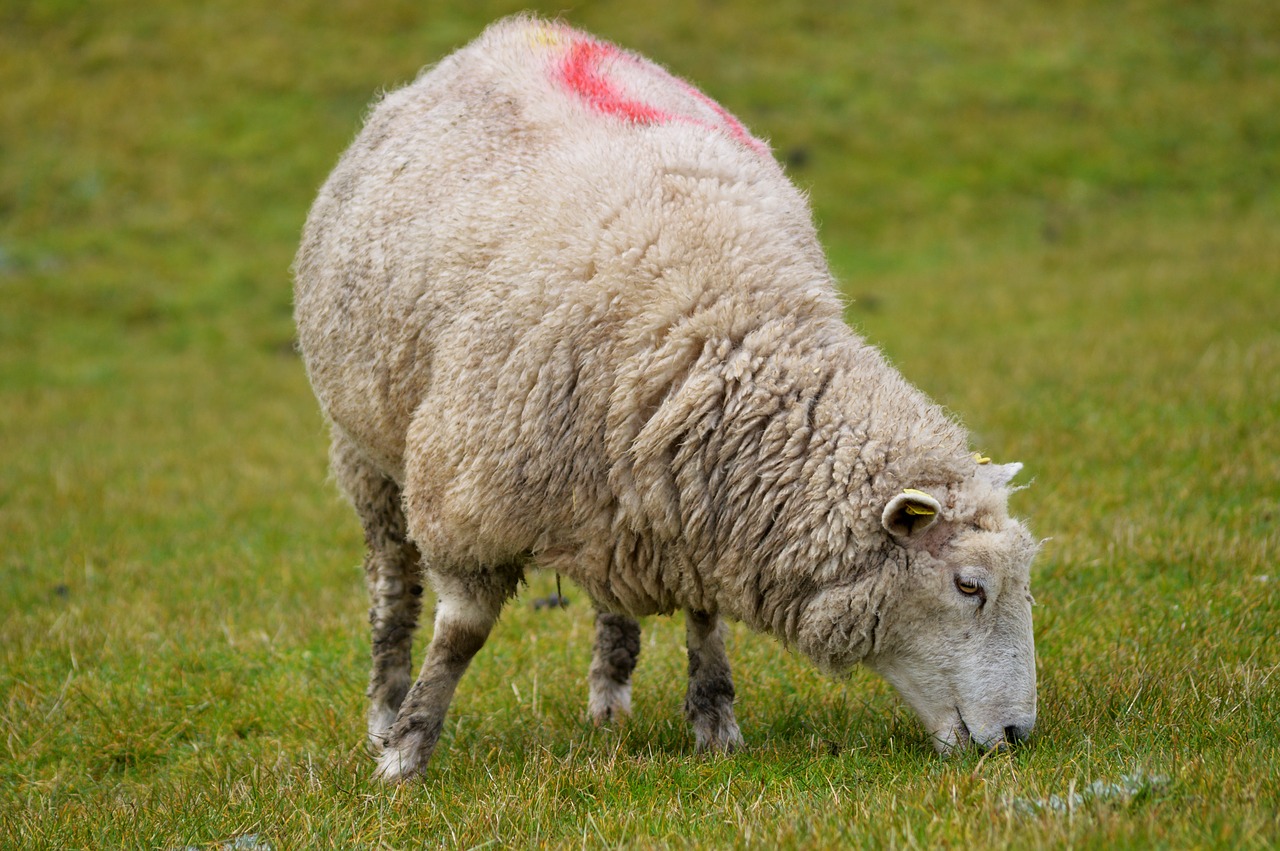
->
left=294, top=16, right=832, bottom=484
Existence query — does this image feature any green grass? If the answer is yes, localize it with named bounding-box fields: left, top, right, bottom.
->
left=2, top=0, right=1277, bottom=847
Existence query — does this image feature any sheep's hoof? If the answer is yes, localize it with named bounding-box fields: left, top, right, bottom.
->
left=693, top=718, right=744, bottom=753
left=373, top=730, right=428, bottom=782
left=587, top=681, right=632, bottom=726
left=367, top=707, right=398, bottom=753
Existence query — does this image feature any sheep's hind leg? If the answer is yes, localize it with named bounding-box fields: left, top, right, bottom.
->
left=588, top=611, right=641, bottom=724
left=684, top=610, right=743, bottom=752
left=376, top=566, right=521, bottom=781
left=330, top=432, right=423, bottom=751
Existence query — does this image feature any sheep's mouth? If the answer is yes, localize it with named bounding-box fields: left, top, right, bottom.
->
left=931, top=708, right=972, bottom=753
left=954, top=708, right=972, bottom=748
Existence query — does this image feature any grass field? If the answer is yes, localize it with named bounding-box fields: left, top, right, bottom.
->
left=2, top=0, right=1278, bottom=847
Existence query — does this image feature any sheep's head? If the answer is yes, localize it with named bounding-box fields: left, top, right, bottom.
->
left=865, top=461, right=1039, bottom=753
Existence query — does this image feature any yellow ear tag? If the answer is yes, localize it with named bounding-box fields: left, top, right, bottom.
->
left=901, top=488, right=937, bottom=516
left=973, top=453, right=991, bottom=465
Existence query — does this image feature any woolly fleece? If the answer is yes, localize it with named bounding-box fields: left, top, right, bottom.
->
left=294, top=16, right=1037, bottom=765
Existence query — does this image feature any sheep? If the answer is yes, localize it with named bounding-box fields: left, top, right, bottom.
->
left=293, top=15, right=1040, bottom=782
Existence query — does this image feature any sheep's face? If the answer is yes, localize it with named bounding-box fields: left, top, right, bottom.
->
left=864, top=465, right=1039, bottom=753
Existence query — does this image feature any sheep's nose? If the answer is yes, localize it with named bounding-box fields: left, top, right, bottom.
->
left=1003, top=723, right=1032, bottom=746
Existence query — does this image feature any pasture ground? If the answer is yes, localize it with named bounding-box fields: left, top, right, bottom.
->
left=2, top=0, right=1277, bottom=847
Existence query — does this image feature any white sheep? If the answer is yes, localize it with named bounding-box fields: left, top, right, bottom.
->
left=294, top=15, right=1040, bottom=782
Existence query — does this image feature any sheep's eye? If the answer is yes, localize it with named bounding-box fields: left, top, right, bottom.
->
left=956, top=578, right=982, bottom=596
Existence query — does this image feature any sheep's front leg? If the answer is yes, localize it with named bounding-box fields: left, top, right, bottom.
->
left=375, top=568, right=520, bottom=782
left=684, top=609, right=744, bottom=752
left=588, top=611, right=641, bottom=724
left=329, top=433, right=424, bottom=751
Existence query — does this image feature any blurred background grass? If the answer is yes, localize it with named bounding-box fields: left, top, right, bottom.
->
left=2, top=0, right=1277, bottom=847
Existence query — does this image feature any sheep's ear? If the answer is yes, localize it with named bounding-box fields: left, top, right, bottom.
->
left=882, top=488, right=943, bottom=541
left=977, top=461, right=1023, bottom=489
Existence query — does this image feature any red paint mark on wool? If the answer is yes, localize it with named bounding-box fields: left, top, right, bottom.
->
left=556, top=38, right=769, bottom=156
left=560, top=40, right=672, bottom=125
left=684, top=88, right=768, bottom=156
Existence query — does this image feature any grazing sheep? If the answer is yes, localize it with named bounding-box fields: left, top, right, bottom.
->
left=294, top=15, right=1040, bottom=782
